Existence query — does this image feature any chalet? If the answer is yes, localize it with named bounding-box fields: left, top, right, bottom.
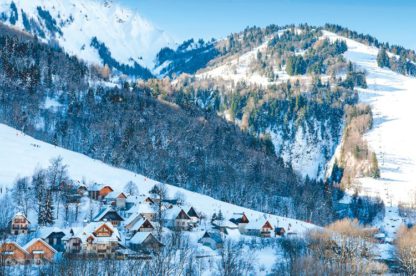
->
left=275, top=227, right=286, bottom=237
left=126, top=202, right=156, bottom=221
left=229, top=213, right=249, bottom=233
left=164, top=206, right=192, bottom=231
left=187, top=207, right=200, bottom=224
left=212, top=219, right=239, bottom=235
left=246, top=218, right=274, bottom=238
left=64, top=222, right=121, bottom=258
left=10, top=212, right=30, bottom=235
left=0, top=241, right=30, bottom=265
left=105, top=191, right=127, bottom=209
left=88, top=184, right=114, bottom=200
left=125, top=217, right=155, bottom=235
left=93, top=207, right=124, bottom=226
left=23, top=238, right=57, bottom=264
left=198, top=231, right=224, bottom=250
left=129, top=232, right=163, bottom=253
left=40, top=227, right=69, bottom=252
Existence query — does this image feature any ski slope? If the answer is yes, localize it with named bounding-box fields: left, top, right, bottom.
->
left=323, top=31, right=416, bottom=236
left=0, top=123, right=315, bottom=235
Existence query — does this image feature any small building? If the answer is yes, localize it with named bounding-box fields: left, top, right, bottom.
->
left=23, top=238, right=57, bottom=264
left=275, top=227, right=286, bottom=237
left=0, top=241, right=30, bottom=265
left=198, top=231, right=224, bottom=250
left=246, top=219, right=274, bottom=237
left=229, top=213, right=249, bottom=233
left=164, top=206, right=192, bottom=231
left=88, top=184, right=114, bottom=200
left=64, top=222, right=121, bottom=258
left=10, top=212, right=30, bottom=235
left=187, top=207, right=200, bottom=225
left=94, top=207, right=124, bottom=226
left=105, top=191, right=127, bottom=209
left=212, top=219, right=239, bottom=234
left=129, top=232, right=163, bottom=253
left=128, top=218, right=155, bottom=235
left=40, top=227, right=68, bottom=252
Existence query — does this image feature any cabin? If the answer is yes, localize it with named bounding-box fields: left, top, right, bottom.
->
left=23, top=238, right=57, bottom=264
left=275, top=227, right=286, bottom=237
left=105, top=191, right=127, bottom=209
left=246, top=219, right=274, bottom=237
left=164, top=206, right=192, bottom=231
left=127, top=218, right=155, bottom=235
left=129, top=232, right=163, bottom=253
left=198, top=231, right=224, bottom=250
left=88, top=184, right=114, bottom=200
left=187, top=207, right=200, bottom=225
left=65, top=222, right=121, bottom=258
left=212, top=219, right=239, bottom=235
left=40, top=227, right=68, bottom=252
left=10, top=212, right=30, bottom=235
left=93, top=207, right=124, bottom=226
left=229, top=213, right=250, bottom=233
left=0, top=241, right=30, bottom=265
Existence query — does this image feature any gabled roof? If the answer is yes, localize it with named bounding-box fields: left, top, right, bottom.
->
left=69, top=222, right=120, bottom=244
left=130, top=232, right=157, bottom=245
left=187, top=207, right=200, bottom=218
left=212, top=220, right=238, bottom=229
left=1, top=241, right=30, bottom=256
left=12, top=212, right=30, bottom=223
left=130, top=218, right=155, bottom=232
left=23, top=238, right=57, bottom=254
left=246, top=217, right=273, bottom=230
left=200, top=231, right=223, bottom=244
left=105, top=191, right=127, bottom=200
left=229, top=212, right=249, bottom=224
left=89, top=184, right=113, bottom=192
left=93, top=206, right=124, bottom=222
left=39, top=226, right=70, bottom=239
left=176, top=209, right=191, bottom=220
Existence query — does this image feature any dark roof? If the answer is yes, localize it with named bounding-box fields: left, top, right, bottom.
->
left=176, top=209, right=191, bottom=220
left=200, top=231, right=223, bottom=244
left=187, top=207, right=199, bottom=218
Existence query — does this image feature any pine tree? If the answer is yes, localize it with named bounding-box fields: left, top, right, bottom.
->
left=44, top=190, right=55, bottom=225
left=377, top=48, right=390, bottom=68
left=371, top=152, right=381, bottom=179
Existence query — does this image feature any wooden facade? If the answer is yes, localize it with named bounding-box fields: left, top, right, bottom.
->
left=10, top=212, right=30, bottom=235
left=24, top=239, right=57, bottom=264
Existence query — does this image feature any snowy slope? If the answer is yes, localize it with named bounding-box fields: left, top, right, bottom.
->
left=0, top=123, right=315, bottom=235
left=323, top=31, right=416, bottom=237
left=0, top=0, right=174, bottom=69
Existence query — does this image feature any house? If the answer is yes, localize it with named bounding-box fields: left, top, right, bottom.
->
left=93, top=207, right=124, bottom=226
left=88, top=184, right=114, bottom=200
left=0, top=241, right=30, bottom=265
left=24, top=239, right=57, bottom=264
left=187, top=207, right=200, bottom=225
left=275, top=227, right=286, bottom=237
left=129, top=232, right=163, bottom=253
left=125, top=217, right=155, bottom=235
left=212, top=219, right=239, bottom=234
left=246, top=218, right=274, bottom=237
left=198, top=231, right=224, bottom=250
left=164, top=206, right=192, bottom=231
left=40, top=227, right=69, bottom=252
left=229, top=213, right=249, bottom=233
left=105, top=191, right=127, bottom=209
left=64, top=222, right=121, bottom=258
left=10, top=212, right=30, bottom=235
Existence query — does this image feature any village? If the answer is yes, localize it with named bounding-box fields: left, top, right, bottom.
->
left=0, top=181, right=292, bottom=266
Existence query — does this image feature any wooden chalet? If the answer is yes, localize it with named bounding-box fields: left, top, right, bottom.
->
left=23, top=238, right=57, bottom=264
left=229, top=212, right=249, bottom=233
left=198, top=231, right=224, bottom=250
left=93, top=207, right=124, bottom=226
left=0, top=241, right=30, bottom=265
left=187, top=207, right=200, bottom=224
left=129, top=232, right=163, bottom=253
left=105, top=191, right=127, bottom=209
left=88, top=184, right=114, bottom=200
left=246, top=218, right=274, bottom=237
left=10, top=212, right=30, bottom=235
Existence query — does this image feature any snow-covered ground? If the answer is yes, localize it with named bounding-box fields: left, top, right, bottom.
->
left=0, top=123, right=315, bottom=236
left=323, top=31, right=416, bottom=241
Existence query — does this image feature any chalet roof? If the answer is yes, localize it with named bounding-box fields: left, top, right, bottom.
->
left=187, top=207, right=199, bottom=218
left=89, top=183, right=113, bottom=192
left=1, top=241, right=30, bottom=255
left=229, top=212, right=249, bottom=224
left=164, top=206, right=190, bottom=220
left=93, top=206, right=124, bottom=222
left=246, top=218, right=273, bottom=230
left=200, top=231, right=223, bottom=244
left=12, top=212, right=30, bottom=223
left=23, top=238, right=57, bottom=254
left=212, top=220, right=238, bottom=229
left=130, top=218, right=155, bottom=232
left=70, top=222, right=120, bottom=244
left=39, top=227, right=70, bottom=239
left=130, top=232, right=159, bottom=245
left=105, top=191, right=127, bottom=200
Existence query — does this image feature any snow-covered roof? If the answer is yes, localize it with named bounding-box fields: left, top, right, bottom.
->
left=12, top=212, right=30, bottom=223
left=93, top=206, right=123, bottom=222
left=246, top=217, right=273, bottom=230
left=200, top=231, right=223, bottom=244
left=212, top=220, right=238, bottom=229
left=105, top=191, right=127, bottom=199
left=1, top=241, right=29, bottom=255
left=164, top=206, right=190, bottom=220
left=23, top=238, right=57, bottom=253
left=69, top=222, right=120, bottom=244
left=38, top=226, right=70, bottom=239
left=130, top=232, right=153, bottom=244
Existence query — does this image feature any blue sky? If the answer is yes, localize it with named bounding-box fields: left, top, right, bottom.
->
left=119, top=0, right=416, bottom=50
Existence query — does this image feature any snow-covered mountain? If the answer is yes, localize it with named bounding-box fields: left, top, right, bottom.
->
left=0, top=0, right=174, bottom=77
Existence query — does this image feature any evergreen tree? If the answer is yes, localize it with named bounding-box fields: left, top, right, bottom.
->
left=371, top=152, right=381, bottom=179
left=377, top=48, right=390, bottom=68
left=44, top=190, right=55, bottom=225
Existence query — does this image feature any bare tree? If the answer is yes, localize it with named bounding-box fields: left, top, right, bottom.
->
left=124, top=181, right=139, bottom=196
